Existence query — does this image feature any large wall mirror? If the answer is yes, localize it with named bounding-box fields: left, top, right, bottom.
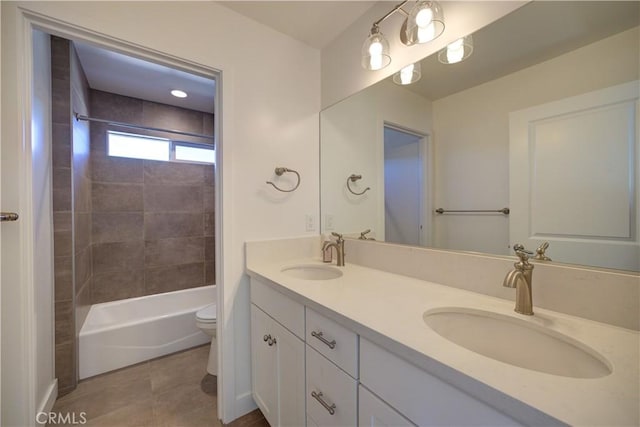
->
left=320, top=1, right=640, bottom=272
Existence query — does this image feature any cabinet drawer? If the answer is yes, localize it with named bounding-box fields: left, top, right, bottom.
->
left=306, top=345, right=357, bottom=427
left=251, top=277, right=304, bottom=339
left=360, top=338, right=520, bottom=426
left=306, top=307, right=358, bottom=377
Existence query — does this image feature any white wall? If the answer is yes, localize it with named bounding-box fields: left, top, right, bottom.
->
left=431, top=26, right=640, bottom=255
left=321, top=80, right=431, bottom=239
left=1, top=1, right=319, bottom=423
left=321, top=1, right=526, bottom=108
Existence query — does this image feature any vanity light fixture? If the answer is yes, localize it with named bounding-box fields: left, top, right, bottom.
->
left=392, top=62, right=421, bottom=85
left=437, top=34, right=474, bottom=64
left=362, top=25, right=391, bottom=71
left=170, top=89, right=188, bottom=98
left=361, top=1, right=445, bottom=71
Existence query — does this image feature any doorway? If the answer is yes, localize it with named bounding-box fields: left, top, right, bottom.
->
left=383, top=125, right=427, bottom=246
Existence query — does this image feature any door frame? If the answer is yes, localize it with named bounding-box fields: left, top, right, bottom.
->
left=1, top=8, right=225, bottom=424
left=381, top=122, right=432, bottom=246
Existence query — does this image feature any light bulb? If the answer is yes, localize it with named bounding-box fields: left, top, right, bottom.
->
left=171, top=89, right=187, bottom=98
left=400, top=64, right=415, bottom=85
left=415, top=7, right=433, bottom=28
left=446, top=38, right=465, bottom=64
left=417, top=23, right=436, bottom=43
left=368, top=41, right=383, bottom=70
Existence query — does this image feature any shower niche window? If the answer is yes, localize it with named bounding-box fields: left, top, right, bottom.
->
left=107, top=130, right=215, bottom=164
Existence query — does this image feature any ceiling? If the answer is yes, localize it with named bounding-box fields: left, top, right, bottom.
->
left=73, top=1, right=378, bottom=114
left=218, top=1, right=377, bottom=49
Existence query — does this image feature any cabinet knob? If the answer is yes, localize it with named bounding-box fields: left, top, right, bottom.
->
left=263, top=334, right=270, bottom=342
left=268, top=336, right=277, bottom=346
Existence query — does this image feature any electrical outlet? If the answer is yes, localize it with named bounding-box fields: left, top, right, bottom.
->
left=324, top=214, right=334, bottom=231
left=305, top=214, right=315, bottom=232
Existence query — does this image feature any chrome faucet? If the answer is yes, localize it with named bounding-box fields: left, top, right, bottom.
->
left=322, top=232, right=345, bottom=266
left=503, top=244, right=535, bottom=315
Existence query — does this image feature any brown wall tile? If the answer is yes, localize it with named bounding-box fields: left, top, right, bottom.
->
left=76, top=280, right=92, bottom=335
left=144, top=213, right=202, bottom=240
left=93, top=213, right=144, bottom=243
left=92, top=154, right=144, bottom=183
left=204, top=165, right=214, bottom=186
left=53, top=212, right=72, bottom=232
left=204, top=237, right=214, bottom=261
left=93, top=241, right=144, bottom=274
left=93, top=270, right=145, bottom=303
left=54, top=231, right=73, bottom=258
left=75, top=247, right=92, bottom=290
left=142, top=101, right=203, bottom=134
left=51, top=77, right=71, bottom=124
left=203, top=186, right=214, bottom=213
left=144, top=237, right=204, bottom=268
left=204, top=213, right=214, bottom=237
left=74, top=212, right=91, bottom=253
left=205, top=262, right=215, bottom=285
left=55, top=256, right=73, bottom=302
left=143, top=161, right=204, bottom=185
left=91, top=89, right=143, bottom=123
left=143, top=185, right=203, bottom=212
left=55, top=301, right=74, bottom=345
left=202, top=114, right=214, bottom=137
left=52, top=123, right=71, bottom=168
left=55, top=342, right=75, bottom=396
left=92, top=183, right=143, bottom=212
left=145, top=263, right=204, bottom=295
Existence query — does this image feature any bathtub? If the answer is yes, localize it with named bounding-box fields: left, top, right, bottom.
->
left=79, top=285, right=216, bottom=379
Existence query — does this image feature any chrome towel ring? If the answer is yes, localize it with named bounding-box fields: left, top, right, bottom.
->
left=347, top=174, right=370, bottom=196
left=266, top=167, right=301, bottom=193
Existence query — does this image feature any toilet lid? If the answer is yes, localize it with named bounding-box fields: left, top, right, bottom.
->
left=197, top=303, right=217, bottom=321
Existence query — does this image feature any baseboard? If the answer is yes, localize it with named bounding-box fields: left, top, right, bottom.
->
left=35, top=379, right=58, bottom=425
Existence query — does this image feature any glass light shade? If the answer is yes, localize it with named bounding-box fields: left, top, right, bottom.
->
left=361, top=27, right=391, bottom=71
left=437, top=34, right=474, bottom=64
left=404, top=1, right=445, bottom=45
left=392, top=62, right=422, bottom=85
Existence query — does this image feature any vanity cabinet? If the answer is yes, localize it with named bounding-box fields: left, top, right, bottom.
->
left=250, top=279, right=305, bottom=427
left=250, top=277, right=521, bottom=427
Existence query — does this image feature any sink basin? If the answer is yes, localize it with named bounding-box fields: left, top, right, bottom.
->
left=281, top=264, right=343, bottom=280
left=423, top=308, right=612, bottom=378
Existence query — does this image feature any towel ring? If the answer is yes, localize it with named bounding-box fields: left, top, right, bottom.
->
left=347, top=174, right=370, bottom=196
left=266, top=167, right=300, bottom=193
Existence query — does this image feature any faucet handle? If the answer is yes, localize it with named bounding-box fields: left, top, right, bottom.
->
left=513, top=244, right=533, bottom=263
left=534, top=242, right=552, bottom=261
left=331, top=232, right=344, bottom=242
left=359, top=229, right=371, bottom=240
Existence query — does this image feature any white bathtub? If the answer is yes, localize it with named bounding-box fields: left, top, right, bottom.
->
left=79, top=285, right=215, bottom=379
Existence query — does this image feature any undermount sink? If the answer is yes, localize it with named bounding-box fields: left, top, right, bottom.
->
left=424, top=307, right=612, bottom=379
left=281, top=264, right=343, bottom=280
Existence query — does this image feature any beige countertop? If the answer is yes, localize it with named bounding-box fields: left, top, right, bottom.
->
left=247, top=256, right=639, bottom=426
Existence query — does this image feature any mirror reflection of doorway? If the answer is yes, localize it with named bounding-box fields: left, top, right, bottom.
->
left=383, top=125, right=426, bottom=246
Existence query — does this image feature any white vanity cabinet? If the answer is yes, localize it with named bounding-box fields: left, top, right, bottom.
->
left=250, top=278, right=305, bottom=427
left=358, top=385, right=415, bottom=427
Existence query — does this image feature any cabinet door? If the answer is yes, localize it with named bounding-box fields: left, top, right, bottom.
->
left=273, top=318, right=306, bottom=427
left=359, top=385, right=415, bottom=427
left=251, top=304, right=278, bottom=426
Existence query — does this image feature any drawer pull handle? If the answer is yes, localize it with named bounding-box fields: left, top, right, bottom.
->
left=311, top=391, right=336, bottom=415
left=311, top=331, right=336, bottom=349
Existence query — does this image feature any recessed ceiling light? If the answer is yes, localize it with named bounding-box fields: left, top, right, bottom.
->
left=171, top=89, right=188, bottom=98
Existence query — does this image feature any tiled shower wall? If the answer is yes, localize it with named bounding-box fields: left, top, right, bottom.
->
left=89, top=90, right=215, bottom=303
left=51, top=36, right=92, bottom=395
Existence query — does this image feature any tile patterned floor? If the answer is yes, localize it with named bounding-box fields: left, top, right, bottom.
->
left=51, top=345, right=269, bottom=427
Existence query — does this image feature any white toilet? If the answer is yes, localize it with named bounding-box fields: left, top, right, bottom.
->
left=196, top=303, right=217, bottom=375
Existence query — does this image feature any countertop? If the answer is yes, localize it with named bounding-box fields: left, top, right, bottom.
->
left=247, top=257, right=639, bottom=426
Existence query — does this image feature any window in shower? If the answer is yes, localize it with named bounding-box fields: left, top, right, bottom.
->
left=107, top=130, right=215, bottom=164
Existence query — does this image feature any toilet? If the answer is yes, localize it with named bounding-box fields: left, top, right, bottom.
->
left=196, top=303, right=217, bottom=375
